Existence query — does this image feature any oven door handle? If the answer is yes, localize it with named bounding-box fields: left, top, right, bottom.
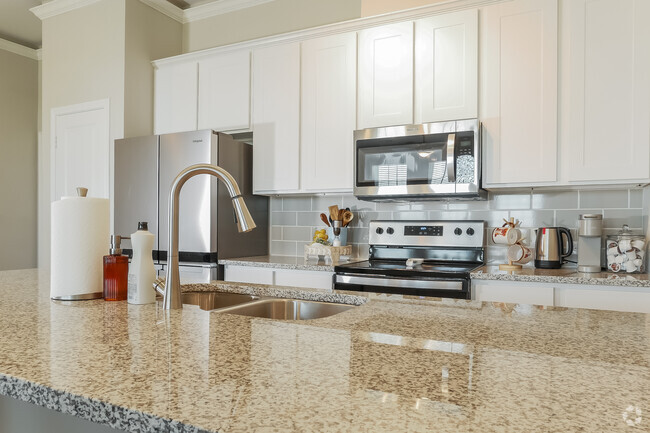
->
left=446, top=133, right=456, bottom=183
left=335, top=274, right=464, bottom=291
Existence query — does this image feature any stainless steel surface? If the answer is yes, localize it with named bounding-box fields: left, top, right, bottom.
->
left=76, top=187, right=88, bottom=197
left=114, top=134, right=159, bottom=252
left=353, top=119, right=484, bottom=200
left=446, top=133, right=456, bottom=182
left=109, top=235, right=125, bottom=255
left=159, top=130, right=215, bottom=253
left=51, top=292, right=103, bottom=301
left=578, top=214, right=603, bottom=273
left=578, top=214, right=603, bottom=237
left=181, top=291, right=260, bottom=311
left=535, top=227, right=573, bottom=269
left=217, top=299, right=355, bottom=320
left=368, top=220, right=485, bottom=248
left=335, top=274, right=463, bottom=291
left=163, top=163, right=256, bottom=310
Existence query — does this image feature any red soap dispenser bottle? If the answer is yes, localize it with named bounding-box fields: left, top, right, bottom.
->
left=103, top=235, right=129, bottom=301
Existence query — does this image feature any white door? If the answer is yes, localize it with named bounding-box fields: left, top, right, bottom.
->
left=481, top=0, right=558, bottom=186
left=52, top=100, right=110, bottom=200
left=358, top=22, right=414, bottom=129
left=198, top=50, right=251, bottom=132
left=564, top=0, right=650, bottom=183
left=301, top=32, right=356, bottom=193
left=251, top=43, right=301, bottom=194
left=414, top=9, right=478, bottom=123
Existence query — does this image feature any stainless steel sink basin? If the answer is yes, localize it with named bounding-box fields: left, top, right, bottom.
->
left=181, top=292, right=260, bottom=311
left=217, top=298, right=355, bottom=320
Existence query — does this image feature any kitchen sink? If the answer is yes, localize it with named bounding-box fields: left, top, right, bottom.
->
left=181, top=292, right=260, bottom=311
left=216, top=298, right=355, bottom=320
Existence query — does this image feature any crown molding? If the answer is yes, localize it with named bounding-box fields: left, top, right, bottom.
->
left=36, top=49, right=43, bottom=61
left=30, top=0, right=102, bottom=20
left=139, top=0, right=184, bottom=23
left=0, top=38, right=39, bottom=60
left=183, top=0, right=275, bottom=23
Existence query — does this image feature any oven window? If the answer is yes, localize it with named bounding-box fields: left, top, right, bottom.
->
left=356, top=134, right=450, bottom=187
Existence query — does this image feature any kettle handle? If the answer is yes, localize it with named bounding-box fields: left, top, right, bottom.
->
left=559, top=227, right=574, bottom=261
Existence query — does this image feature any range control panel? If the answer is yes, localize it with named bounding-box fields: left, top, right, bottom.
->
left=369, top=220, right=485, bottom=248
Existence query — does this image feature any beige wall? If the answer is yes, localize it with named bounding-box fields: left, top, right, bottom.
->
left=0, top=50, right=38, bottom=270
left=183, top=0, right=362, bottom=52
left=39, top=0, right=126, bottom=268
left=360, top=0, right=449, bottom=17
left=125, top=0, right=182, bottom=137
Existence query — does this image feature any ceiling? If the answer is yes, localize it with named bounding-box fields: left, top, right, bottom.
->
left=0, top=0, right=219, bottom=50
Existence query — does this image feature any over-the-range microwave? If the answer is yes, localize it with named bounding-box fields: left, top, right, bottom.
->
left=353, top=119, right=486, bottom=201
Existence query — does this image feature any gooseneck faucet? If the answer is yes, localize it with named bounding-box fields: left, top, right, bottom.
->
left=154, top=164, right=256, bottom=309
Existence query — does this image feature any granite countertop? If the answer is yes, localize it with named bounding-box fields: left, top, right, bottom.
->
left=218, top=255, right=355, bottom=272
left=2, top=269, right=650, bottom=432
left=472, top=265, right=650, bottom=287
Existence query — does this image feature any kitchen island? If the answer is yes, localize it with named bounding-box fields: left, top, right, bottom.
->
left=0, top=269, right=648, bottom=432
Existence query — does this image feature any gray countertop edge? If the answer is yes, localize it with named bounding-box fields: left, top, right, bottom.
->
left=0, top=375, right=211, bottom=433
left=470, top=271, right=650, bottom=288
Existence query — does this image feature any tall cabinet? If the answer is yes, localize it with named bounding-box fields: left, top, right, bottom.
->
left=300, top=33, right=357, bottom=193
left=563, top=0, right=650, bottom=183
left=480, top=0, right=558, bottom=186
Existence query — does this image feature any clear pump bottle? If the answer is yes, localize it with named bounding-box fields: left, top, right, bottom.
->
left=103, top=235, right=128, bottom=301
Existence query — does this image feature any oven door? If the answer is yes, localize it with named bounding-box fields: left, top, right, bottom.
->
left=334, top=273, right=470, bottom=299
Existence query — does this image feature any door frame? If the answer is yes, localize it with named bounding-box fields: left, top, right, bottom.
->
left=50, top=98, right=110, bottom=202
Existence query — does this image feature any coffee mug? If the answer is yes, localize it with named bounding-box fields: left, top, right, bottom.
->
left=507, top=244, right=533, bottom=264
left=492, top=227, right=522, bottom=245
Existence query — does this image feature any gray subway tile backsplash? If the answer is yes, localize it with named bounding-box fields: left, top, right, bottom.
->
left=267, top=189, right=644, bottom=259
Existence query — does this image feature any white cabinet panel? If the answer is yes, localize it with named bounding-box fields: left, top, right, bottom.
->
left=564, top=0, right=650, bottom=182
left=198, top=50, right=251, bottom=132
left=274, top=269, right=334, bottom=291
left=224, top=266, right=274, bottom=285
left=481, top=0, right=558, bottom=186
left=252, top=43, right=301, bottom=193
left=555, top=284, right=650, bottom=314
left=415, top=9, right=478, bottom=123
left=358, top=22, right=414, bottom=129
left=154, top=61, right=198, bottom=135
left=301, top=33, right=356, bottom=193
left=473, top=281, right=554, bottom=306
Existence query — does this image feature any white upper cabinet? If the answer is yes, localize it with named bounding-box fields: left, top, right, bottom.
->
left=562, top=0, right=650, bottom=183
left=301, top=33, right=357, bottom=193
left=358, top=22, right=414, bottom=129
left=154, top=61, right=198, bottom=135
left=414, top=9, right=478, bottom=124
left=197, top=50, right=251, bottom=132
left=252, top=43, right=301, bottom=194
left=481, top=0, right=558, bottom=186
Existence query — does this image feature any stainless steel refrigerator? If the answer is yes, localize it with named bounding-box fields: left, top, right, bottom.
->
left=114, top=130, right=268, bottom=282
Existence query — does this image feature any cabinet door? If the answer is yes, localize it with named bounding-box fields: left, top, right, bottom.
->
left=154, top=61, right=198, bottom=135
left=301, top=33, right=356, bottom=193
left=415, top=9, right=478, bottom=123
left=224, top=265, right=274, bottom=285
left=358, top=22, right=413, bottom=129
left=555, top=284, right=650, bottom=313
left=274, top=269, right=334, bottom=291
left=473, top=281, right=555, bottom=306
left=252, top=43, right=301, bottom=194
left=481, top=0, right=558, bottom=185
left=198, top=50, right=251, bottom=132
left=564, top=0, right=650, bottom=182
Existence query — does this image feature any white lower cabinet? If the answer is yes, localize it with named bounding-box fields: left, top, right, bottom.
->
left=224, top=265, right=334, bottom=291
left=472, top=279, right=650, bottom=313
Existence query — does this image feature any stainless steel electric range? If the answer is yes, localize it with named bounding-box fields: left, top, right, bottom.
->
left=334, top=220, right=486, bottom=299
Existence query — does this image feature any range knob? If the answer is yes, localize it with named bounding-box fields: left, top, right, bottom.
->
left=466, top=227, right=475, bottom=236
left=386, top=227, right=394, bottom=235
left=454, top=227, right=462, bottom=236
left=376, top=227, right=384, bottom=234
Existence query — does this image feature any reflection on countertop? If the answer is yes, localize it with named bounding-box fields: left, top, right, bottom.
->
left=472, top=265, right=650, bottom=287
left=1, top=269, right=649, bottom=432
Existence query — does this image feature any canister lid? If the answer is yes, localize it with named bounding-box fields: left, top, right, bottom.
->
left=612, top=224, right=643, bottom=239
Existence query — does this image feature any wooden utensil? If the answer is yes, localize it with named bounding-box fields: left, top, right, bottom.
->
left=342, top=210, right=354, bottom=227
left=328, top=205, right=340, bottom=221
left=320, top=213, right=330, bottom=227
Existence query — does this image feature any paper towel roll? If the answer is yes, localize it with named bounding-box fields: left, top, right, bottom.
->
left=50, top=196, right=109, bottom=300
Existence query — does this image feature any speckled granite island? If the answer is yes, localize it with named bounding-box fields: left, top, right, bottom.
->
left=1, top=268, right=649, bottom=432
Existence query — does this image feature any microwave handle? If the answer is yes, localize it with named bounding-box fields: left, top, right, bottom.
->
left=446, top=133, right=456, bottom=182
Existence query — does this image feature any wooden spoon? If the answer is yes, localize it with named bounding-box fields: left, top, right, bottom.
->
left=342, top=210, right=354, bottom=227
left=328, top=205, right=340, bottom=221
left=320, top=213, right=330, bottom=227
